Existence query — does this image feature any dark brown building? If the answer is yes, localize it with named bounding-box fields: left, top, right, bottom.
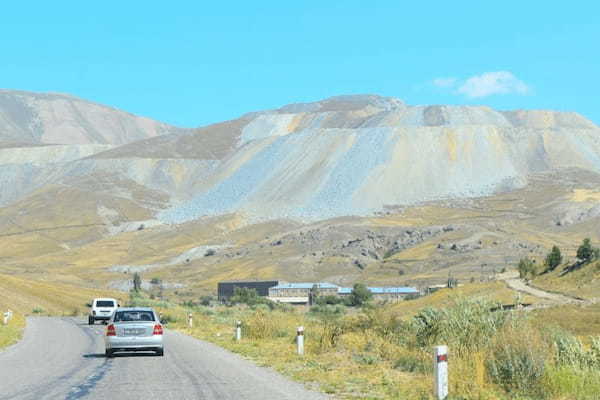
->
left=217, top=280, right=280, bottom=301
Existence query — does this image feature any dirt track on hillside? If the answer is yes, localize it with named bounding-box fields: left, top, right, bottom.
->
left=500, top=271, right=586, bottom=306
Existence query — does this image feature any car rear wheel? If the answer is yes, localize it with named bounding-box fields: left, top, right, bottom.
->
left=88, top=316, right=94, bottom=325
left=105, top=349, right=113, bottom=358
left=156, top=349, right=164, bottom=356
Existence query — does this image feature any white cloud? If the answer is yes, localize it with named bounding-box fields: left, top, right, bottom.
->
left=457, top=71, right=529, bottom=98
left=432, top=77, right=457, bottom=88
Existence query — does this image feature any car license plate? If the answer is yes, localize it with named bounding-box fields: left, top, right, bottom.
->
left=124, top=328, right=144, bottom=336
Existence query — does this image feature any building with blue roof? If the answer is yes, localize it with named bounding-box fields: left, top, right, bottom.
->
left=268, top=282, right=340, bottom=302
left=267, top=282, right=419, bottom=304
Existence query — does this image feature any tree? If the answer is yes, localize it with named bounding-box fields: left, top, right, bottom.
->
left=545, top=245, right=563, bottom=272
left=518, top=258, right=537, bottom=280
left=347, top=283, right=373, bottom=306
left=577, top=238, right=594, bottom=263
left=200, top=295, right=213, bottom=306
left=132, top=272, right=142, bottom=292
left=150, top=277, right=162, bottom=285
left=309, top=284, right=318, bottom=306
left=229, top=287, right=274, bottom=308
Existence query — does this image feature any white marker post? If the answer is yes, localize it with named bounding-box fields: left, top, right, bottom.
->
left=2, top=311, right=8, bottom=325
left=235, top=320, right=242, bottom=341
left=434, top=345, right=449, bottom=400
left=188, top=313, right=193, bottom=328
left=296, top=326, right=304, bottom=355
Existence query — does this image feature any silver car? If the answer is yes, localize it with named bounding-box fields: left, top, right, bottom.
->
left=104, top=307, right=164, bottom=357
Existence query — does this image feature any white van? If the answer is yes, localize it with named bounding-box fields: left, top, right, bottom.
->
left=89, top=298, right=119, bottom=325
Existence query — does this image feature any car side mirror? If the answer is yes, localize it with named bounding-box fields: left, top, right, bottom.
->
left=86, top=303, right=92, bottom=308
left=117, top=304, right=121, bottom=307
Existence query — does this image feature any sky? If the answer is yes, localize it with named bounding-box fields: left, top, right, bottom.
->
left=1, top=1, right=598, bottom=127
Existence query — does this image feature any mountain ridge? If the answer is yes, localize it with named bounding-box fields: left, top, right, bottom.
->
left=0, top=90, right=599, bottom=223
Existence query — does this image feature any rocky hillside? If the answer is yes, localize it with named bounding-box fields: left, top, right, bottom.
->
left=1, top=91, right=600, bottom=293
left=0, top=90, right=182, bottom=146
left=160, top=95, right=600, bottom=222
left=1, top=91, right=600, bottom=225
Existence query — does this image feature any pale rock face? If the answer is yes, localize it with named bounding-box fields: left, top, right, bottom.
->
left=159, top=95, right=600, bottom=222
left=0, top=91, right=599, bottom=223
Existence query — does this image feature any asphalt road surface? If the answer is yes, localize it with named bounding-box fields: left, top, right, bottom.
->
left=0, top=317, right=328, bottom=400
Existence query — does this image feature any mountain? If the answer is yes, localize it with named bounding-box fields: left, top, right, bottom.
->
left=1, top=91, right=600, bottom=224
left=157, top=95, right=600, bottom=221
left=0, top=89, right=188, bottom=207
left=0, top=90, right=183, bottom=146
left=1, top=91, right=600, bottom=295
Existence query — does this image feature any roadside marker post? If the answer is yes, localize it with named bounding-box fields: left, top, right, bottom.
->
left=188, top=313, right=193, bottom=328
left=235, top=320, right=242, bottom=341
left=296, top=326, right=304, bottom=355
left=434, top=345, right=449, bottom=400
left=2, top=312, right=8, bottom=325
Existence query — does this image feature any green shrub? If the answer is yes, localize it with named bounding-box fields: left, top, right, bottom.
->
left=518, top=258, right=538, bottom=279
left=229, top=287, right=275, bottom=309
left=394, top=352, right=430, bottom=374
left=32, top=307, right=44, bottom=314
left=487, top=336, right=545, bottom=394
left=359, top=310, right=409, bottom=344
left=243, top=310, right=277, bottom=340
left=412, top=298, right=509, bottom=352
left=159, top=314, right=178, bottom=324
left=542, top=365, right=600, bottom=400
left=181, top=300, right=196, bottom=308
left=317, top=319, right=345, bottom=350
left=353, top=352, right=380, bottom=365
left=315, top=295, right=343, bottom=305
left=544, top=245, right=563, bottom=272
left=200, top=295, right=213, bottom=306
left=552, top=331, right=600, bottom=370
left=346, top=283, right=373, bottom=306
left=310, top=304, right=346, bottom=316
left=412, top=307, right=445, bottom=347
left=577, top=238, right=595, bottom=263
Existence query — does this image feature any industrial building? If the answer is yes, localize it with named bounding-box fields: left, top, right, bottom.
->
left=218, top=279, right=419, bottom=304
left=267, top=282, right=339, bottom=304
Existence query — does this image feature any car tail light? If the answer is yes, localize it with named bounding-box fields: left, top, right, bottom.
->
left=106, top=324, right=116, bottom=336
left=153, top=324, right=163, bottom=335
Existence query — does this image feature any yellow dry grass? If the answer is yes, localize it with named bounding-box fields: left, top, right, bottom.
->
left=388, top=282, right=539, bottom=317
left=0, top=312, right=25, bottom=349
left=570, top=189, right=600, bottom=202
left=533, top=261, right=600, bottom=301
left=0, top=273, right=124, bottom=316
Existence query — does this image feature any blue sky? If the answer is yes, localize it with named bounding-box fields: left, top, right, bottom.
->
left=1, top=1, right=598, bottom=127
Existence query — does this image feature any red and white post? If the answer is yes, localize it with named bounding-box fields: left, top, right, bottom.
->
left=235, top=320, right=242, bottom=341
left=188, top=313, right=193, bottom=328
left=296, top=326, right=304, bottom=355
left=434, top=345, right=448, bottom=400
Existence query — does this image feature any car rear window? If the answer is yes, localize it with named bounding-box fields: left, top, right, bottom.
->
left=114, top=311, right=155, bottom=322
left=96, top=300, right=115, bottom=307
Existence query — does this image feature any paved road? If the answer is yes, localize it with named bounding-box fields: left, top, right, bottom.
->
left=0, top=317, right=327, bottom=400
